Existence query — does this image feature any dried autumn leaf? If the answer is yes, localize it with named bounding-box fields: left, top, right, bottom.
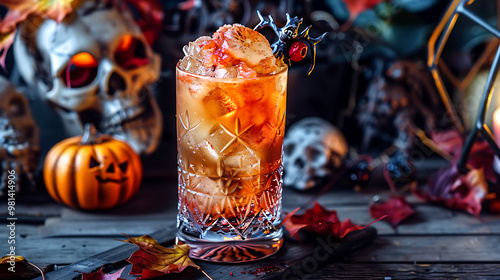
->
left=0, top=1, right=37, bottom=34
left=431, top=130, right=495, bottom=183
left=0, top=255, right=45, bottom=279
left=1, top=0, right=76, bottom=33
left=81, top=267, right=126, bottom=280
left=414, top=164, right=487, bottom=216
left=140, top=269, right=169, bottom=279
left=430, top=129, right=463, bottom=158
left=0, top=29, right=15, bottom=69
left=120, top=234, right=199, bottom=275
left=283, top=202, right=378, bottom=241
left=466, top=141, right=495, bottom=183
left=0, top=255, right=25, bottom=263
left=42, top=0, right=76, bottom=23
left=0, top=0, right=78, bottom=68
left=369, top=195, right=414, bottom=227
left=342, top=0, right=385, bottom=20
left=487, top=197, right=500, bottom=214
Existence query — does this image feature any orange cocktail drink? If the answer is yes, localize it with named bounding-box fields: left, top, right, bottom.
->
left=176, top=24, right=287, bottom=262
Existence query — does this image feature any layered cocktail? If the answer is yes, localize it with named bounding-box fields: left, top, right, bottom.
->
left=176, top=24, right=287, bottom=262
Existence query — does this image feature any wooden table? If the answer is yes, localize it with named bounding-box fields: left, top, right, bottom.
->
left=3, top=160, right=500, bottom=279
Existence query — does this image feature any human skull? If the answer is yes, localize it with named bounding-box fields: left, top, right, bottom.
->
left=283, top=117, right=348, bottom=190
left=0, top=77, right=39, bottom=195
left=13, top=0, right=162, bottom=155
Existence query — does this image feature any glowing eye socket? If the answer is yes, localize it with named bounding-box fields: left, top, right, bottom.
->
left=72, top=52, right=98, bottom=67
left=61, top=52, right=98, bottom=88
left=117, top=35, right=133, bottom=52
left=115, top=36, right=150, bottom=70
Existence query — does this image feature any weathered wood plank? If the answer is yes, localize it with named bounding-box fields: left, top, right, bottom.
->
left=40, top=227, right=377, bottom=280
left=350, top=235, right=500, bottom=263
left=33, top=228, right=177, bottom=280
left=325, top=204, right=500, bottom=235
left=39, top=218, right=176, bottom=237
left=16, top=238, right=127, bottom=265
left=0, top=224, right=41, bottom=238
left=6, top=196, right=496, bottom=241
left=58, top=208, right=176, bottom=221
left=38, top=203, right=496, bottom=239
left=305, top=263, right=500, bottom=280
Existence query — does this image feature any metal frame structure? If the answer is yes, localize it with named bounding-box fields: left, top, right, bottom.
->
left=428, top=0, right=500, bottom=173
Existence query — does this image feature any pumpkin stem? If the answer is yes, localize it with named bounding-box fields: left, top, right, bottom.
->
left=81, top=123, right=101, bottom=144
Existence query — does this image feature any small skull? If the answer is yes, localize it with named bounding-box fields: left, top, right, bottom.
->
left=13, top=0, right=162, bottom=155
left=0, top=77, right=40, bottom=195
left=283, top=117, right=348, bottom=191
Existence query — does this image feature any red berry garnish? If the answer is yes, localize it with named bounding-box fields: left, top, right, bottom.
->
left=289, top=41, right=308, bottom=62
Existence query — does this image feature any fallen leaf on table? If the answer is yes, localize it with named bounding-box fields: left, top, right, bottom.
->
left=341, top=0, right=385, bottom=20
left=283, top=202, right=381, bottom=241
left=369, top=195, right=414, bottom=227
left=138, top=269, right=172, bottom=279
left=0, top=255, right=26, bottom=263
left=430, top=129, right=463, bottom=158
left=81, top=267, right=126, bottom=280
left=0, top=255, right=45, bottom=279
left=466, top=141, right=495, bottom=183
left=487, top=197, right=500, bottom=214
left=120, top=234, right=199, bottom=275
left=431, top=130, right=495, bottom=183
left=413, top=164, right=487, bottom=216
left=279, top=207, right=300, bottom=226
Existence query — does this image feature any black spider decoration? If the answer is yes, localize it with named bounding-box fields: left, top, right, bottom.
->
left=254, top=10, right=328, bottom=75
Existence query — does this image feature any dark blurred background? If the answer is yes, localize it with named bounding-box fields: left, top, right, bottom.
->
left=1, top=0, right=498, bottom=181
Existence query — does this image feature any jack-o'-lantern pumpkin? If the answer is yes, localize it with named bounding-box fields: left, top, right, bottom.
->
left=44, top=124, right=143, bottom=210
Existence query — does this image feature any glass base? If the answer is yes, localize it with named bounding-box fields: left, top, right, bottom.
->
left=176, top=229, right=283, bottom=263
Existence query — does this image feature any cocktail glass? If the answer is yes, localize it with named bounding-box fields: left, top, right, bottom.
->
left=176, top=64, right=288, bottom=262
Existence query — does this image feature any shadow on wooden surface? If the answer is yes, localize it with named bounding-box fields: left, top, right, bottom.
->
left=34, top=227, right=377, bottom=280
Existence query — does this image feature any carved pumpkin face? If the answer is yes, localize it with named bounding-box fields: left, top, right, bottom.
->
left=44, top=124, right=142, bottom=210
left=88, top=151, right=129, bottom=185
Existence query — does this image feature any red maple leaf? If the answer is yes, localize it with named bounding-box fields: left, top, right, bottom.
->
left=431, top=129, right=495, bottom=182
left=487, top=197, right=500, bottom=214
left=430, top=129, right=464, bottom=158
left=342, top=0, right=385, bottom=20
left=282, top=202, right=380, bottom=241
left=414, top=164, right=488, bottom=216
left=466, top=141, right=495, bottom=183
left=81, top=267, right=126, bottom=280
left=369, top=195, right=414, bottom=227
left=140, top=269, right=170, bottom=279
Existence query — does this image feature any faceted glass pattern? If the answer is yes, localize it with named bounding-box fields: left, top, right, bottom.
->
left=176, top=66, right=287, bottom=262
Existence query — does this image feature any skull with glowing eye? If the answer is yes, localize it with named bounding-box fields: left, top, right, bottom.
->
left=283, top=117, right=348, bottom=191
left=0, top=77, right=40, bottom=195
left=13, top=0, right=162, bottom=155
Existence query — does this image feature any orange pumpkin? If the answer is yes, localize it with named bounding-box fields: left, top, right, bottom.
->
left=44, top=124, right=143, bottom=210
